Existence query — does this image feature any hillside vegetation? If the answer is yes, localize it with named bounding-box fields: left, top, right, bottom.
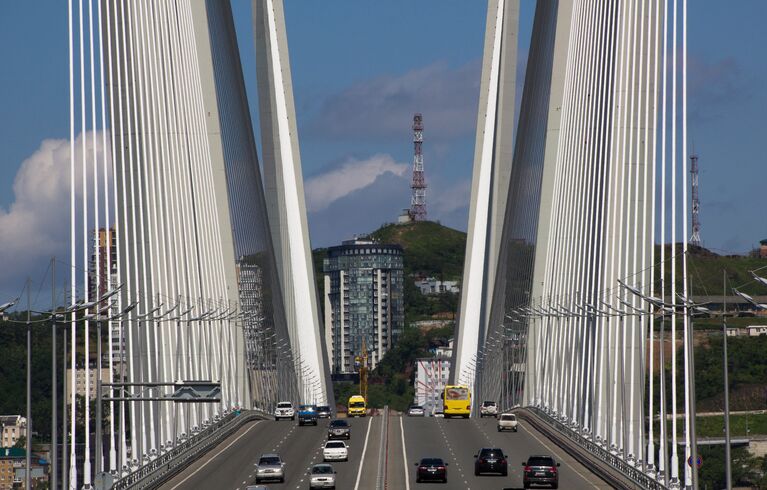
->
left=663, top=244, right=767, bottom=296
left=370, top=221, right=466, bottom=280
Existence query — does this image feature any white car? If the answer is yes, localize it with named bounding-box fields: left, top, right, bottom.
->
left=308, top=463, right=336, bottom=489
left=322, top=440, right=349, bottom=462
left=274, top=401, right=295, bottom=421
left=497, top=413, right=518, bottom=432
left=255, top=453, right=285, bottom=483
left=480, top=401, right=498, bottom=418
left=407, top=405, right=425, bottom=417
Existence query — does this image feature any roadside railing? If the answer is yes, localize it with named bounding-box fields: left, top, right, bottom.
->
left=518, top=407, right=668, bottom=490
left=113, top=408, right=269, bottom=489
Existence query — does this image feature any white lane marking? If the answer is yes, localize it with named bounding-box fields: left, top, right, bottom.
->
left=168, top=420, right=262, bottom=490
left=353, top=416, right=374, bottom=490
left=521, top=424, right=599, bottom=488
left=399, top=416, right=410, bottom=490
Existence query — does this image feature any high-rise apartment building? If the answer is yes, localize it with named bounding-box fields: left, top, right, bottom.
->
left=88, top=227, right=123, bottom=367
left=323, top=238, right=404, bottom=374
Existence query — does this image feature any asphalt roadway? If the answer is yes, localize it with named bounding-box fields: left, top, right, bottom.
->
left=161, top=412, right=612, bottom=490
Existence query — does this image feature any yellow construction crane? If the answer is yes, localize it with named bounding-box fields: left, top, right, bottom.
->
left=355, top=339, right=369, bottom=401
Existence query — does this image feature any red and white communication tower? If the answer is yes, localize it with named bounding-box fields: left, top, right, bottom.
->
left=410, top=113, right=427, bottom=221
left=690, top=153, right=701, bottom=247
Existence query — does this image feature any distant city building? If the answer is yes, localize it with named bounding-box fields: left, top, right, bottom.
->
left=760, top=239, right=767, bottom=259
left=0, top=416, right=26, bottom=448
left=323, top=238, right=404, bottom=373
left=65, top=366, right=112, bottom=402
left=414, top=277, right=460, bottom=295
left=0, top=447, right=48, bottom=490
left=725, top=326, right=767, bottom=337
left=435, top=338, right=454, bottom=359
left=414, top=357, right=451, bottom=413
left=411, top=319, right=453, bottom=332
left=88, top=227, right=123, bottom=367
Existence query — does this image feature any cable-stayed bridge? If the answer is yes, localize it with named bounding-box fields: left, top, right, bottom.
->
left=49, top=0, right=699, bottom=488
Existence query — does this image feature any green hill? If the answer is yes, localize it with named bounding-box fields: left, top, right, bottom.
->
left=370, top=221, right=466, bottom=280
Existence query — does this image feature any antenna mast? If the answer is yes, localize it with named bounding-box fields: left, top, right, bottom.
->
left=690, top=152, right=701, bottom=247
left=410, top=113, right=427, bottom=221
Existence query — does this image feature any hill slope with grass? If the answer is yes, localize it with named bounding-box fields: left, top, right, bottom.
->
left=369, top=221, right=467, bottom=280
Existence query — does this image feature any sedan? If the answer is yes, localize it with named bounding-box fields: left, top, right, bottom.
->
left=474, top=447, right=508, bottom=476
left=317, top=405, right=332, bottom=418
left=327, top=419, right=351, bottom=440
left=255, top=453, right=285, bottom=483
left=407, top=405, right=425, bottom=417
left=522, top=455, right=560, bottom=489
left=308, top=463, right=336, bottom=489
left=415, top=457, right=448, bottom=483
left=322, top=440, right=349, bottom=462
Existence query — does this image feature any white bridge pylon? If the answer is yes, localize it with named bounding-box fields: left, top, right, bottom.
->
left=455, top=1, right=697, bottom=488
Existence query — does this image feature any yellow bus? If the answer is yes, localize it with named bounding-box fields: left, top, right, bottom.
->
left=443, top=385, right=471, bottom=418
left=347, top=395, right=367, bottom=417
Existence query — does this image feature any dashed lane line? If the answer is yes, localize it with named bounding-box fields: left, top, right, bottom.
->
left=167, top=420, right=262, bottom=490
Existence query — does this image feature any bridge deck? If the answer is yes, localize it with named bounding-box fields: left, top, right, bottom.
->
left=160, top=411, right=611, bottom=490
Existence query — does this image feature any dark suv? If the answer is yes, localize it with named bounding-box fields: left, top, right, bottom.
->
left=327, top=419, right=351, bottom=440
left=522, top=455, right=560, bottom=489
left=473, top=447, right=508, bottom=476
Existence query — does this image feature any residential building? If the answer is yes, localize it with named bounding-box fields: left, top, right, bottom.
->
left=323, top=238, right=404, bottom=373
left=414, top=357, right=451, bottom=414
left=88, top=227, right=124, bottom=367
left=65, top=366, right=112, bottom=401
left=0, top=416, right=26, bottom=448
left=414, top=277, right=460, bottom=295
left=0, top=447, right=48, bottom=490
left=760, top=239, right=767, bottom=259
left=412, top=319, right=453, bottom=332
left=0, top=447, right=23, bottom=490
left=747, top=326, right=767, bottom=337
left=435, top=338, right=454, bottom=359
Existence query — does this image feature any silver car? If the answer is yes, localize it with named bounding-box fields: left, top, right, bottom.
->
left=255, top=453, right=285, bottom=483
left=407, top=405, right=425, bottom=417
left=308, top=463, right=336, bottom=489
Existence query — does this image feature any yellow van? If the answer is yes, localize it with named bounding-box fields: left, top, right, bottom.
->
left=347, top=395, right=367, bottom=417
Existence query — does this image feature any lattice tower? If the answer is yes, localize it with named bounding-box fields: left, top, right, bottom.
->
left=410, top=113, right=427, bottom=220
left=690, top=153, right=701, bottom=246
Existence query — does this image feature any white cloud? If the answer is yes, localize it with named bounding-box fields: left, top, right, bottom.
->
left=0, top=131, right=109, bottom=294
left=304, top=154, right=408, bottom=212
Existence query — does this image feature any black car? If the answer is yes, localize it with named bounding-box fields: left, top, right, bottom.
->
left=415, top=457, right=448, bottom=483
left=522, top=455, right=559, bottom=489
left=474, top=447, right=508, bottom=476
left=317, top=405, right=332, bottom=418
left=327, top=419, right=351, bottom=440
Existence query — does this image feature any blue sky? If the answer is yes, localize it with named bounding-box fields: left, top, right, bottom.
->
left=0, top=1, right=765, bottom=301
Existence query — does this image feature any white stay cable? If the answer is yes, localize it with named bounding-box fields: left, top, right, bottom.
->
left=682, top=0, right=692, bottom=486
left=67, top=0, right=78, bottom=487
left=670, top=0, right=680, bottom=482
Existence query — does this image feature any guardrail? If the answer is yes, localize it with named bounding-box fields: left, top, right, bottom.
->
left=518, top=407, right=668, bottom=490
left=113, top=408, right=269, bottom=489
